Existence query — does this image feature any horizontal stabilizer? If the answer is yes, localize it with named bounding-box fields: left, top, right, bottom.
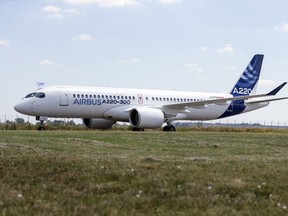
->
left=266, top=82, right=287, bottom=96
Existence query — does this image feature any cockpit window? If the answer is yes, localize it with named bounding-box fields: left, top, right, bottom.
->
left=35, top=92, right=46, bottom=98
left=25, top=92, right=37, bottom=98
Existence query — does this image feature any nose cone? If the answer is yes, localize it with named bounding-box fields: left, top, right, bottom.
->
left=14, top=100, right=32, bottom=115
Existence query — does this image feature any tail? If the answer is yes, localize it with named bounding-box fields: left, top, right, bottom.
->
left=230, top=54, right=264, bottom=96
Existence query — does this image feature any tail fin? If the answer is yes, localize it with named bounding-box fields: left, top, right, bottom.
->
left=230, top=54, right=264, bottom=96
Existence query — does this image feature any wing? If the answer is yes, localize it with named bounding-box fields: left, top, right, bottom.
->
left=164, top=82, right=287, bottom=109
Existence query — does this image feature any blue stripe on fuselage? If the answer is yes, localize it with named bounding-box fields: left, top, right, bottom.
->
left=218, top=100, right=246, bottom=119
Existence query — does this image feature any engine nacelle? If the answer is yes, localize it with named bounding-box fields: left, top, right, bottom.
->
left=129, top=107, right=164, bottom=128
left=83, top=118, right=115, bottom=129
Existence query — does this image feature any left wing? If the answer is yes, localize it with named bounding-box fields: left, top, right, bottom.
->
left=164, top=82, right=287, bottom=109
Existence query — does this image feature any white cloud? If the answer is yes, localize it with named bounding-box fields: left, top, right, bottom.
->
left=199, top=46, right=207, bottom=52
left=42, top=5, right=61, bottom=13
left=62, top=0, right=141, bottom=7
left=42, top=5, right=81, bottom=19
left=185, top=63, right=203, bottom=72
left=156, top=0, right=182, bottom=4
left=259, top=79, right=277, bottom=88
left=0, top=40, right=10, bottom=46
left=217, top=43, right=234, bottom=53
left=224, top=66, right=236, bottom=71
left=40, top=59, right=61, bottom=66
left=117, top=58, right=141, bottom=64
left=72, top=34, right=94, bottom=41
left=274, top=22, right=288, bottom=32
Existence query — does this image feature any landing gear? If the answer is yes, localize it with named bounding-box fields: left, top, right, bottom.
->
left=37, top=120, right=46, bottom=131
left=132, top=127, right=144, bottom=131
left=36, top=117, right=47, bottom=131
left=163, top=125, right=176, bottom=132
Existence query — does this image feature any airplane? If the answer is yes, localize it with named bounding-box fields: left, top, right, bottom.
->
left=14, top=54, right=288, bottom=131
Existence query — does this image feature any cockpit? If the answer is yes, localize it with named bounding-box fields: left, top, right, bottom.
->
left=25, top=92, right=46, bottom=99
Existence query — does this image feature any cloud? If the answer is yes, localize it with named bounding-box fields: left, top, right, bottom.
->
left=259, top=79, right=277, bottom=88
left=0, top=40, right=10, bottom=46
left=185, top=63, right=203, bottom=73
left=72, top=34, right=94, bottom=41
left=61, top=0, right=141, bottom=7
left=217, top=43, right=234, bottom=53
left=156, top=0, right=182, bottom=4
left=199, top=46, right=207, bottom=52
left=274, top=22, right=288, bottom=32
left=224, top=66, right=236, bottom=71
left=42, top=5, right=81, bottom=19
left=117, top=58, right=141, bottom=64
left=40, top=59, right=61, bottom=66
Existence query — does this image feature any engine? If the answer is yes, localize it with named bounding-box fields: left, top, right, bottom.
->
left=129, top=107, right=164, bottom=128
left=83, top=118, right=115, bottom=129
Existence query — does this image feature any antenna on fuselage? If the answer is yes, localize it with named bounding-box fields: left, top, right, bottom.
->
left=37, top=82, right=45, bottom=90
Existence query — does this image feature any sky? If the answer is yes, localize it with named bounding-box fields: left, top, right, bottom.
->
left=1, top=0, right=288, bottom=125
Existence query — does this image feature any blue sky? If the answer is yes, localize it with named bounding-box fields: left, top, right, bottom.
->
left=1, top=0, right=288, bottom=125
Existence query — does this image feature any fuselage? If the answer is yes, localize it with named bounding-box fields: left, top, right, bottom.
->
left=14, top=85, right=267, bottom=122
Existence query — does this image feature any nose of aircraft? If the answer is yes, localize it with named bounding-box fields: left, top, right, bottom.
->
left=14, top=100, right=32, bottom=115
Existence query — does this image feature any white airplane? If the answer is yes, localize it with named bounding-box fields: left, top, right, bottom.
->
left=14, top=54, right=287, bottom=131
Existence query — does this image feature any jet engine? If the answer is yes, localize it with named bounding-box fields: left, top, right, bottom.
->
left=129, top=107, right=164, bottom=128
left=83, top=118, right=115, bottom=129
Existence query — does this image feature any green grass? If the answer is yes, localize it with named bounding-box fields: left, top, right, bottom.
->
left=1, top=130, right=288, bottom=215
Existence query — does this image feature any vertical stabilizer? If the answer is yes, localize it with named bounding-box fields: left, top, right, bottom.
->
left=230, top=54, right=264, bottom=96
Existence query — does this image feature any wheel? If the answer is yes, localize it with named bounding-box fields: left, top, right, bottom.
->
left=163, top=125, right=176, bottom=132
left=132, top=127, right=144, bottom=131
left=38, top=126, right=46, bottom=131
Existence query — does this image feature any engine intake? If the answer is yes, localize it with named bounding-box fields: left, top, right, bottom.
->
left=83, top=118, right=115, bottom=129
left=129, top=107, right=164, bottom=128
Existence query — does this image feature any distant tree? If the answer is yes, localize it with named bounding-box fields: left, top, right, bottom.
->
left=15, top=118, right=25, bottom=124
left=66, top=120, right=76, bottom=126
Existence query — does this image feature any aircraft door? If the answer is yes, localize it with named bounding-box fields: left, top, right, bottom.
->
left=59, top=87, right=69, bottom=106
left=227, top=103, right=233, bottom=112
left=137, top=94, right=143, bottom=104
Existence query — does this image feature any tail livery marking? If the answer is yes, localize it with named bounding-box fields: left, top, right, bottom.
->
left=231, top=54, right=264, bottom=96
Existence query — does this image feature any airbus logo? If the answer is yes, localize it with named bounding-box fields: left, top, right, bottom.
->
left=233, top=87, right=252, bottom=95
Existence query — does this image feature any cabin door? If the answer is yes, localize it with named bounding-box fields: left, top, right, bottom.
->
left=59, top=87, right=69, bottom=106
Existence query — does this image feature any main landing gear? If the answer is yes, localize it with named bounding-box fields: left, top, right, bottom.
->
left=132, top=127, right=144, bottom=131
left=163, top=125, right=176, bottom=132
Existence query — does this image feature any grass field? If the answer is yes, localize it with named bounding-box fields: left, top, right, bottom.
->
left=1, top=130, right=288, bottom=215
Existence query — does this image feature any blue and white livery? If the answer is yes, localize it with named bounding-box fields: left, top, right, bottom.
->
left=14, top=54, right=288, bottom=131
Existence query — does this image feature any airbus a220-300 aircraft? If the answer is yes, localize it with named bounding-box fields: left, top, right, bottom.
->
left=14, top=54, right=288, bottom=131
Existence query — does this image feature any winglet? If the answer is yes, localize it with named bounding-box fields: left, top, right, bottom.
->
left=266, top=82, right=287, bottom=96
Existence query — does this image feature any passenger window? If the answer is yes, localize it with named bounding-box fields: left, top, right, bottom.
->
left=146, top=97, right=148, bottom=101
left=133, top=96, right=135, bottom=100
